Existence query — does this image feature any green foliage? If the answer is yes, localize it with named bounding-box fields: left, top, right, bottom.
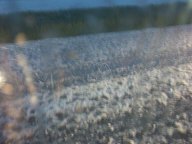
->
left=0, top=2, right=191, bottom=43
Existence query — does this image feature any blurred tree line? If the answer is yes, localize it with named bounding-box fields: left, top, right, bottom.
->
left=0, top=2, right=191, bottom=43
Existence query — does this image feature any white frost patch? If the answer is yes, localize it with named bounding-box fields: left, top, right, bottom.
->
left=42, top=62, right=192, bottom=129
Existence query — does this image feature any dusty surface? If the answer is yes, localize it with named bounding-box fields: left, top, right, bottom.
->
left=0, top=24, right=192, bottom=143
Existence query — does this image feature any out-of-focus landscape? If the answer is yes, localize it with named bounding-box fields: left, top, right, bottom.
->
left=0, top=2, right=192, bottom=43
left=0, top=23, right=192, bottom=143
left=1, top=1, right=192, bottom=144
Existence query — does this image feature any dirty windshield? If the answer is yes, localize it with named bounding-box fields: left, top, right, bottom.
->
left=0, top=0, right=192, bottom=143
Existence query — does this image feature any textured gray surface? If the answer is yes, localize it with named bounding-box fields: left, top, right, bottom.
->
left=0, top=24, right=192, bottom=143
left=2, top=24, right=192, bottom=87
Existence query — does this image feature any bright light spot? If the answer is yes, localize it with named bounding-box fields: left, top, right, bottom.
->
left=0, top=71, right=6, bottom=88
left=30, top=95, right=38, bottom=106
left=15, top=33, right=26, bottom=46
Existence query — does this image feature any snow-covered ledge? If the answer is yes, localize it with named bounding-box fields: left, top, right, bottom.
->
left=0, top=24, right=192, bottom=143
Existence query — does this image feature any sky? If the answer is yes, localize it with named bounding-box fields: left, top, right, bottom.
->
left=0, top=0, right=188, bottom=14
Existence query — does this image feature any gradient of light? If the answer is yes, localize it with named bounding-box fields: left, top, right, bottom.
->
left=0, top=71, right=6, bottom=88
left=16, top=54, right=38, bottom=106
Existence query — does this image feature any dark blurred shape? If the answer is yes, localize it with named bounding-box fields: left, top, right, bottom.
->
left=0, top=2, right=191, bottom=43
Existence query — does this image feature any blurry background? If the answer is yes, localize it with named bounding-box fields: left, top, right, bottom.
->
left=1, top=1, right=192, bottom=144
left=0, top=0, right=187, bottom=13
left=0, top=0, right=192, bottom=43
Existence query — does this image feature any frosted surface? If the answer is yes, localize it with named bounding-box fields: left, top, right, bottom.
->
left=0, top=24, right=192, bottom=143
